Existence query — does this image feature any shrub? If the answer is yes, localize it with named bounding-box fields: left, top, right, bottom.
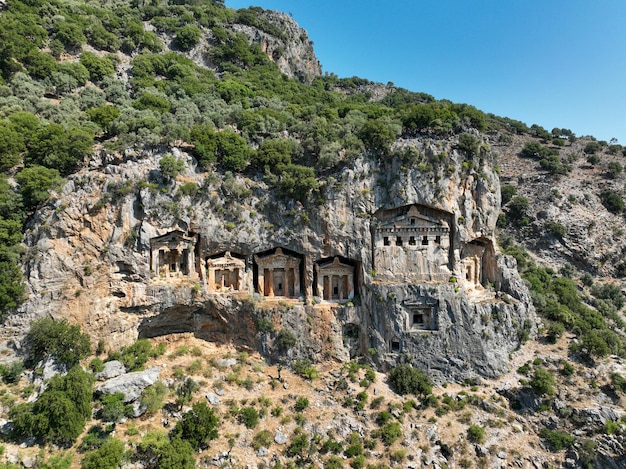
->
left=546, top=322, right=565, bottom=343
left=539, top=428, right=575, bottom=450
left=286, top=432, right=309, bottom=459
left=277, top=328, right=297, bottom=349
left=10, top=366, right=93, bottom=446
left=0, top=362, right=23, bottom=384
left=81, top=438, right=125, bottom=469
left=238, top=406, right=260, bottom=428
left=25, top=318, right=91, bottom=367
left=159, top=154, right=185, bottom=180
left=546, top=221, right=566, bottom=238
left=388, top=364, right=432, bottom=397
left=174, top=25, right=202, bottom=51
left=294, top=396, right=309, bottom=412
left=467, top=424, right=486, bottom=443
left=137, top=431, right=195, bottom=469
left=99, top=392, right=132, bottom=422
left=15, top=165, right=63, bottom=211
left=171, top=402, right=219, bottom=450
left=140, top=381, right=168, bottom=415
left=379, top=421, right=402, bottom=445
left=530, top=367, right=555, bottom=396
left=607, top=161, right=623, bottom=178
left=611, top=373, right=626, bottom=393
left=251, top=429, right=272, bottom=450
left=600, top=190, right=624, bottom=214
left=292, top=359, right=318, bottom=380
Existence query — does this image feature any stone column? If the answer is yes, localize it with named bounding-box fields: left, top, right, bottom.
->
left=257, top=268, right=264, bottom=296
left=347, top=272, right=354, bottom=300
left=267, top=268, right=274, bottom=297
left=151, top=249, right=158, bottom=277
left=323, top=275, right=330, bottom=300
left=208, top=266, right=216, bottom=292
left=294, top=265, right=301, bottom=296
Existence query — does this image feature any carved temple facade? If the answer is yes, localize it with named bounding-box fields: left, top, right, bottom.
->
left=150, top=230, right=199, bottom=279
left=254, top=248, right=302, bottom=298
left=314, top=257, right=356, bottom=303
left=206, top=252, right=246, bottom=293
left=373, top=205, right=453, bottom=283
left=147, top=203, right=496, bottom=305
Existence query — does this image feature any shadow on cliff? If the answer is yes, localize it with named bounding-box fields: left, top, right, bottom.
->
left=136, top=298, right=257, bottom=349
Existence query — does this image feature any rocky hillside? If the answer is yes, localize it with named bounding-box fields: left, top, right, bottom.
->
left=0, top=0, right=625, bottom=468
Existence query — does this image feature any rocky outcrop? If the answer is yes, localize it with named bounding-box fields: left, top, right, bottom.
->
left=5, top=134, right=536, bottom=382
left=96, top=366, right=160, bottom=402
left=230, top=10, right=321, bottom=83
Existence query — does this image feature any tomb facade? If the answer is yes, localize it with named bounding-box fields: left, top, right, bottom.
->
left=206, top=252, right=247, bottom=293
left=460, top=238, right=498, bottom=288
left=314, top=257, right=356, bottom=302
left=373, top=205, right=453, bottom=282
left=150, top=230, right=199, bottom=279
left=254, top=248, right=302, bottom=298
left=404, top=299, right=438, bottom=331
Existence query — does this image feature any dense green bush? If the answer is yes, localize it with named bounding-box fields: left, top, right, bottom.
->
left=10, top=366, right=93, bottom=446
left=174, top=25, right=202, bottom=51
left=81, top=438, right=126, bottom=469
left=387, top=364, right=432, bottom=397
left=171, top=402, right=219, bottom=450
left=539, top=428, right=575, bottom=450
left=530, top=367, right=555, bottom=396
left=15, top=165, right=63, bottom=210
left=25, top=317, right=91, bottom=367
left=467, top=424, right=486, bottom=443
left=600, top=190, right=624, bottom=214
left=238, top=406, right=260, bottom=428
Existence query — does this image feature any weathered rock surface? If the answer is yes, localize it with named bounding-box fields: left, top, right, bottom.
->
left=5, top=135, right=536, bottom=382
left=96, top=366, right=160, bottom=402
left=94, top=360, right=126, bottom=381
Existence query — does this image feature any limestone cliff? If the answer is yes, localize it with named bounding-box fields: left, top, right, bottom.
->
left=5, top=134, right=535, bottom=382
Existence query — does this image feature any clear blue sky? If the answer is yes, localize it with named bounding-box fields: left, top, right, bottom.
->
left=225, top=0, right=626, bottom=143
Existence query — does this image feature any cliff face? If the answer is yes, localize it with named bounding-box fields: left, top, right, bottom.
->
left=6, top=134, right=535, bottom=382
left=229, top=10, right=321, bottom=83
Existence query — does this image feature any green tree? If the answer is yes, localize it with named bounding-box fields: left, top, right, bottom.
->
left=501, top=184, right=517, bottom=206
left=10, top=366, right=93, bottom=447
left=216, top=131, right=251, bottom=171
left=358, top=119, right=397, bottom=156
left=387, top=364, right=432, bottom=397
left=171, top=402, right=219, bottom=450
left=80, top=52, right=115, bottom=82
left=52, top=21, right=86, bottom=52
left=254, top=138, right=293, bottom=171
left=507, top=196, right=529, bottom=225
left=26, top=124, right=94, bottom=175
left=175, top=377, right=199, bottom=411
left=81, top=438, right=126, bottom=469
left=600, top=190, right=624, bottom=214
left=133, top=93, right=171, bottom=114
left=0, top=121, right=26, bottom=171
left=529, top=367, right=555, bottom=396
left=86, top=105, right=121, bottom=134
left=25, top=317, right=91, bottom=367
left=159, top=154, right=185, bottom=180
left=15, top=166, right=63, bottom=211
left=174, top=26, right=202, bottom=51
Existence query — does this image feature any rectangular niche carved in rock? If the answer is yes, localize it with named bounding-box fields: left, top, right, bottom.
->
left=405, top=301, right=438, bottom=331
